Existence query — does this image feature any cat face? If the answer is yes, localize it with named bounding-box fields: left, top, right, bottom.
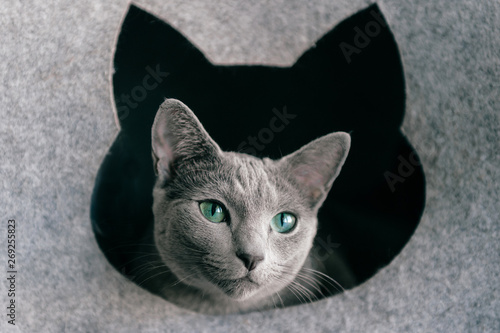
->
left=152, top=99, right=350, bottom=301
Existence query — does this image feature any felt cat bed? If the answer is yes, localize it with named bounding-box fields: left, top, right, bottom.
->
left=4, top=0, right=499, bottom=331
left=91, top=4, right=425, bottom=301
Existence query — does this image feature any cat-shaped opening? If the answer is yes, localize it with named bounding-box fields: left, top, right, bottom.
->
left=90, top=3, right=426, bottom=314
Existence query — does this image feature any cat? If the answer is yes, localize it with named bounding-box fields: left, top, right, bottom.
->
left=149, top=98, right=350, bottom=314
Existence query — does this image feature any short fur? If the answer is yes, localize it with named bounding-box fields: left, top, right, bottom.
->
left=151, top=99, right=350, bottom=314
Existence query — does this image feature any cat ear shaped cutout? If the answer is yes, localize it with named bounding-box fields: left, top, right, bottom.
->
left=91, top=3, right=425, bottom=302
left=152, top=99, right=221, bottom=179
left=281, top=132, right=351, bottom=209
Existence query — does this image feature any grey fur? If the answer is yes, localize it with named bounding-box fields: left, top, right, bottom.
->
left=151, top=99, right=350, bottom=314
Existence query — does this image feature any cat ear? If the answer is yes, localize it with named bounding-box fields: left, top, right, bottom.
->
left=280, top=132, right=351, bottom=209
left=151, top=99, right=221, bottom=178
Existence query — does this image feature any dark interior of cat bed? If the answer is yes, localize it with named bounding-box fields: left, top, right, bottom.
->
left=91, top=3, right=425, bottom=308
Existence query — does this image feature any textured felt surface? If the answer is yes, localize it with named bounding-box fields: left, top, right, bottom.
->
left=1, top=0, right=499, bottom=332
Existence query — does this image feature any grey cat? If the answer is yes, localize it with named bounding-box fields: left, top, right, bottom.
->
left=150, top=99, right=351, bottom=314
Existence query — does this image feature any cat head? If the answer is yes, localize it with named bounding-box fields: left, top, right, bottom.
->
left=151, top=99, right=350, bottom=301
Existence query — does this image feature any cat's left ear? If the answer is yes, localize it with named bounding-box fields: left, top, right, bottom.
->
left=280, top=132, right=351, bottom=209
left=151, top=99, right=221, bottom=179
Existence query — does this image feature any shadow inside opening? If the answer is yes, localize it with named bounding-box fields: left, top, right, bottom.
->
left=90, top=3, right=426, bottom=310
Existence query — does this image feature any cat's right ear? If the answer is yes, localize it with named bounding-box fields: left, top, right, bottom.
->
left=151, top=99, right=221, bottom=179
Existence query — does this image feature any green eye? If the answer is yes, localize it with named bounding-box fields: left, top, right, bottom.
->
left=199, top=201, right=227, bottom=223
left=270, top=212, right=296, bottom=233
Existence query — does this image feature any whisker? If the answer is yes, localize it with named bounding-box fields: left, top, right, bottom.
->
left=129, top=260, right=167, bottom=277
left=286, top=284, right=306, bottom=304
left=294, top=273, right=326, bottom=299
left=171, top=271, right=199, bottom=287
left=290, top=280, right=316, bottom=303
left=120, top=253, right=161, bottom=268
left=301, top=267, right=345, bottom=293
left=137, top=268, right=171, bottom=287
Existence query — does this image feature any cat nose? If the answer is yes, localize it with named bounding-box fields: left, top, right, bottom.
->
left=236, top=252, right=264, bottom=271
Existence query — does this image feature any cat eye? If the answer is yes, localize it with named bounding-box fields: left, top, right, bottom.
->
left=199, top=201, right=227, bottom=223
left=270, top=212, right=296, bottom=233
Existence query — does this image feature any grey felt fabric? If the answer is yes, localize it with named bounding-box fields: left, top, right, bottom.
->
left=1, top=0, right=499, bottom=332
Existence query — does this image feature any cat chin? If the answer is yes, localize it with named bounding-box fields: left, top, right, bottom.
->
left=212, top=277, right=263, bottom=301
left=164, top=263, right=262, bottom=301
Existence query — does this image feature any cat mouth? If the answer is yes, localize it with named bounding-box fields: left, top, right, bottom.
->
left=214, top=276, right=260, bottom=299
left=225, top=276, right=257, bottom=284
left=203, top=264, right=259, bottom=286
